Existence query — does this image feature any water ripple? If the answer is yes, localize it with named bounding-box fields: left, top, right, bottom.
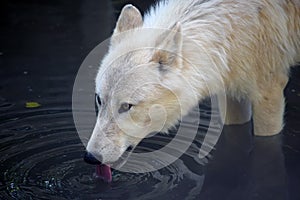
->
left=0, top=96, right=213, bottom=200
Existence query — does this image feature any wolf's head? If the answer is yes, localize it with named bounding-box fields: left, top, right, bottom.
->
left=86, top=5, right=199, bottom=166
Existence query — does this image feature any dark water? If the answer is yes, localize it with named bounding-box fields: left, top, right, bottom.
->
left=1, top=0, right=300, bottom=199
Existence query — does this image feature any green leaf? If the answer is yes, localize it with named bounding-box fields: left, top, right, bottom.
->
left=26, top=102, right=41, bottom=108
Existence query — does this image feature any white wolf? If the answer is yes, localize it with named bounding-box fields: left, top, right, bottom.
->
left=85, top=0, right=300, bottom=181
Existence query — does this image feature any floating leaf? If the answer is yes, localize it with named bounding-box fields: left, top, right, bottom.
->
left=26, top=102, right=41, bottom=108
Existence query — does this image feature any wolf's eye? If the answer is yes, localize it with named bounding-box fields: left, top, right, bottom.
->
left=119, top=103, right=133, bottom=114
left=95, top=94, right=101, bottom=107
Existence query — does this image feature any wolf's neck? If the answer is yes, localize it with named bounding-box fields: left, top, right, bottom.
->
left=180, top=37, right=229, bottom=101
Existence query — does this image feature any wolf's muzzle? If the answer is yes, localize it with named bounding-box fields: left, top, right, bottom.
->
left=83, top=152, right=102, bottom=165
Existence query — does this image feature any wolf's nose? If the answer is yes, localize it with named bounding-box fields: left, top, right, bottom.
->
left=83, top=152, right=102, bottom=165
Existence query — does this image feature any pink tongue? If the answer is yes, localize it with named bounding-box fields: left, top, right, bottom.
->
left=95, top=164, right=112, bottom=183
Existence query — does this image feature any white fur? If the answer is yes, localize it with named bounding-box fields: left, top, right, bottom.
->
left=87, top=0, right=300, bottom=164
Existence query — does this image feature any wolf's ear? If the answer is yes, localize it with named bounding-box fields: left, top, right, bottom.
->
left=110, top=5, right=143, bottom=48
left=152, top=23, right=183, bottom=68
left=113, top=4, right=143, bottom=34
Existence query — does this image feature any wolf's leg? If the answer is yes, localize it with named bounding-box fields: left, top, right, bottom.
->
left=219, top=96, right=252, bottom=125
left=252, top=75, right=288, bottom=136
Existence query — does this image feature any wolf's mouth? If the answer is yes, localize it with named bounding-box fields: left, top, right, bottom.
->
left=97, top=146, right=134, bottom=182
left=110, top=145, right=134, bottom=169
left=83, top=152, right=112, bottom=182
left=95, top=164, right=112, bottom=182
left=84, top=146, right=134, bottom=183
